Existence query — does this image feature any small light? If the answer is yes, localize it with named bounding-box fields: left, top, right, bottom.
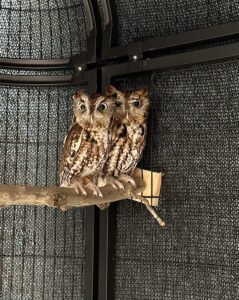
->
left=78, top=66, right=82, bottom=71
left=133, top=55, right=138, bottom=60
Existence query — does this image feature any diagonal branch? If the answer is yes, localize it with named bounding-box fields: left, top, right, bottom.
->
left=130, top=193, right=165, bottom=227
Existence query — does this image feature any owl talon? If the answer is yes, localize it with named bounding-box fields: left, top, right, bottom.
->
left=118, top=174, right=136, bottom=188
left=69, top=181, right=87, bottom=196
left=85, top=180, right=103, bottom=198
left=111, top=183, right=118, bottom=190
left=107, top=177, right=125, bottom=190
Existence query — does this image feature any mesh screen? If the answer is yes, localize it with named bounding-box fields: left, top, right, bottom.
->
left=107, top=0, right=239, bottom=46
left=0, top=68, right=73, bottom=76
left=0, top=84, right=86, bottom=300
left=0, top=0, right=87, bottom=59
left=111, top=59, right=239, bottom=299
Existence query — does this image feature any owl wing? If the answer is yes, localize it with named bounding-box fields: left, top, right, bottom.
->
left=120, top=123, right=147, bottom=174
left=102, top=122, right=127, bottom=176
left=59, top=123, right=83, bottom=186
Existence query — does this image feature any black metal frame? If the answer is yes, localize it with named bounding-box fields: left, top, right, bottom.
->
left=100, top=0, right=239, bottom=60
left=0, top=69, right=97, bottom=90
left=98, top=42, right=239, bottom=300
left=0, top=0, right=97, bottom=70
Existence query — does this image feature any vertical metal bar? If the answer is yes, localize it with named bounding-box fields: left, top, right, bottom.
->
left=85, top=206, right=97, bottom=300
left=83, top=0, right=97, bottom=63
left=30, top=87, right=40, bottom=300
left=97, top=70, right=115, bottom=300
left=42, top=89, right=51, bottom=300
left=84, top=70, right=98, bottom=300
left=52, top=209, right=57, bottom=300
left=70, top=208, right=76, bottom=300
left=98, top=207, right=115, bottom=300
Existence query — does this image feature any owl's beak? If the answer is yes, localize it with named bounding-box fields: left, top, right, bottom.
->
left=126, top=111, right=129, bottom=119
left=90, top=115, right=94, bottom=124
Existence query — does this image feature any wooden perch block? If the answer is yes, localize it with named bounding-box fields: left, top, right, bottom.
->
left=133, top=168, right=162, bottom=206
left=0, top=168, right=162, bottom=210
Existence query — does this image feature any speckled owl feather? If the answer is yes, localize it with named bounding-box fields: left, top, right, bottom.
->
left=59, top=123, right=110, bottom=186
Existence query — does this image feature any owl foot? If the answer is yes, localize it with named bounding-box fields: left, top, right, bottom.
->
left=69, top=181, right=87, bottom=196
left=84, top=179, right=103, bottom=198
left=107, top=176, right=124, bottom=190
left=118, top=174, right=136, bottom=188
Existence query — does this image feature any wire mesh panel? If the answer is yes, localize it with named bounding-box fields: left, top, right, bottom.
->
left=102, top=0, right=239, bottom=47
left=110, top=59, right=239, bottom=299
left=0, top=0, right=87, bottom=59
left=0, top=84, right=87, bottom=300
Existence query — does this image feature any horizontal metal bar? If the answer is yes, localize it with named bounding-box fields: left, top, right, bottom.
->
left=0, top=74, right=74, bottom=86
left=0, top=54, right=90, bottom=70
left=102, top=60, right=141, bottom=87
left=142, top=21, right=239, bottom=52
left=0, top=69, right=97, bottom=87
left=101, top=18, right=239, bottom=60
left=142, top=42, right=239, bottom=72
left=0, top=58, right=70, bottom=70
left=102, top=42, right=239, bottom=79
left=102, top=41, right=142, bottom=60
left=0, top=58, right=70, bottom=69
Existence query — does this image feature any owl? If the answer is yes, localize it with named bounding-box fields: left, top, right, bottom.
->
left=59, top=90, right=115, bottom=197
left=99, top=85, right=149, bottom=189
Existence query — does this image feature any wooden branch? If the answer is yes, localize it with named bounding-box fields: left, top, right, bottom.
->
left=0, top=169, right=165, bottom=226
left=131, top=194, right=165, bottom=227
left=0, top=177, right=145, bottom=210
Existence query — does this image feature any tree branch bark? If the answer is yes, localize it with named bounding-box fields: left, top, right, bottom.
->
left=0, top=177, right=145, bottom=210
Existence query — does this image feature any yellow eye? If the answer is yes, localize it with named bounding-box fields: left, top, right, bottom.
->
left=79, top=103, right=86, bottom=111
left=132, top=99, right=141, bottom=108
left=97, top=103, right=108, bottom=111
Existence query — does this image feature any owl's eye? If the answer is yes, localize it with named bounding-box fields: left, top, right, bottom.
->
left=115, top=101, right=121, bottom=108
left=79, top=103, right=86, bottom=111
left=97, top=103, right=108, bottom=111
left=132, top=99, right=141, bottom=108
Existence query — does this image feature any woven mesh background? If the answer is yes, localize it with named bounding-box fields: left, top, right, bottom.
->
left=107, top=0, right=239, bottom=46
left=0, top=68, right=73, bottom=76
left=110, top=59, right=239, bottom=299
left=0, top=0, right=87, bottom=59
left=0, top=84, right=86, bottom=300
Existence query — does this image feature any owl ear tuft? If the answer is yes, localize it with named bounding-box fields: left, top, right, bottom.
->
left=135, top=87, right=149, bottom=97
left=73, top=90, right=88, bottom=101
left=98, top=96, right=105, bottom=102
left=105, top=85, right=122, bottom=97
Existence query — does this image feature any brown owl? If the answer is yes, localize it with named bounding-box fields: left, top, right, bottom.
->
left=59, top=90, right=115, bottom=197
left=100, top=85, right=149, bottom=189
